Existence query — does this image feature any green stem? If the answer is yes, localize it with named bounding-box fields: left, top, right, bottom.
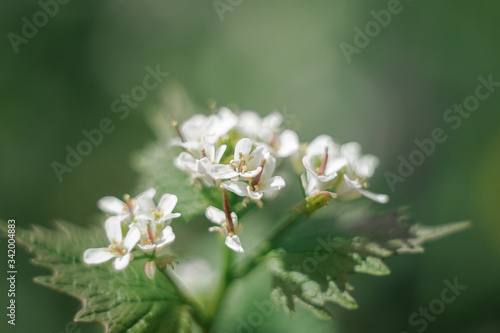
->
left=232, top=192, right=334, bottom=279
left=173, top=192, right=331, bottom=331
left=231, top=202, right=305, bottom=279
left=205, top=241, right=234, bottom=331
left=158, top=268, right=210, bottom=331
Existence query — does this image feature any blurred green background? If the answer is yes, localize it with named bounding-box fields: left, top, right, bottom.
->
left=1, top=0, right=499, bottom=332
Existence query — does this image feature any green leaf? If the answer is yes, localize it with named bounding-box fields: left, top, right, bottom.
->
left=269, top=210, right=470, bottom=318
left=345, top=209, right=471, bottom=256
left=269, top=241, right=389, bottom=318
left=0, top=221, right=193, bottom=333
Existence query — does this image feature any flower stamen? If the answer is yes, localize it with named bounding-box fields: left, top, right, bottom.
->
left=251, top=159, right=266, bottom=190
left=316, top=147, right=329, bottom=175
left=222, top=188, right=234, bottom=233
left=172, top=121, right=185, bottom=143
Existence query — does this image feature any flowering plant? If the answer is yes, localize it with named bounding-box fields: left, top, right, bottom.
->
left=1, top=97, right=469, bottom=333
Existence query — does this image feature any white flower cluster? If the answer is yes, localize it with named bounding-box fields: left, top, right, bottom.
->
left=83, top=188, right=181, bottom=270
left=301, top=135, right=389, bottom=203
left=172, top=108, right=301, bottom=253
left=173, top=107, right=298, bottom=193
left=83, top=108, right=389, bottom=271
left=171, top=107, right=388, bottom=254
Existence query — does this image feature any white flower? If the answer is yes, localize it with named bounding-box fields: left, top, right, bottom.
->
left=275, top=129, right=300, bottom=158
left=337, top=142, right=389, bottom=204
left=171, top=107, right=238, bottom=151
left=211, top=107, right=239, bottom=138
left=133, top=193, right=180, bottom=254
left=221, top=156, right=286, bottom=200
left=301, top=136, right=389, bottom=203
left=236, top=111, right=299, bottom=158
left=341, top=142, right=379, bottom=179
left=210, top=138, right=266, bottom=180
left=337, top=174, right=389, bottom=203
left=97, top=187, right=156, bottom=223
left=205, top=206, right=244, bottom=253
left=135, top=193, right=181, bottom=223
left=83, top=217, right=141, bottom=271
left=301, top=135, right=344, bottom=195
left=238, top=110, right=283, bottom=143
left=175, top=143, right=227, bottom=186
left=136, top=220, right=176, bottom=255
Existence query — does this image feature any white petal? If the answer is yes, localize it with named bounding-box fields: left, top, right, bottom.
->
left=246, top=187, right=264, bottom=200
left=341, top=142, right=362, bottom=162
left=123, top=226, right=141, bottom=251
left=359, top=189, right=389, bottom=204
left=342, top=174, right=362, bottom=189
left=114, top=253, right=131, bottom=271
left=156, top=226, right=176, bottom=248
left=134, top=218, right=149, bottom=233
left=135, top=211, right=153, bottom=221
left=98, top=196, right=125, bottom=215
left=136, top=187, right=157, bottom=201
left=317, top=173, right=338, bottom=183
left=304, top=171, right=322, bottom=196
left=325, top=156, right=346, bottom=176
left=197, top=157, right=212, bottom=174
left=247, top=146, right=266, bottom=167
left=212, top=107, right=238, bottom=137
left=137, top=244, right=156, bottom=255
left=160, top=213, right=181, bottom=223
left=221, top=181, right=249, bottom=197
left=158, top=194, right=178, bottom=215
left=356, top=154, right=379, bottom=178
left=104, top=216, right=123, bottom=244
left=263, top=111, right=283, bottom=130
left=301, top=154, right=317, bottom=174
left=261, top=156, right=277, bottom=180
left=300, top=173, right=308, bottom=191
left=181, top=114, right=209, bottom=141
left=83, top=248, right=114, bottom=264
left=176, top=152, right=197, bottom=171
left=225, top=235, right=244, bottom=253
left=180, top=140, right=203, bottom=151
left=261, top=176, right=286, bottom=192
left=203, top=144, right=216, bottom=161
left=238, top=111, right=261, bottom=136
left=215, top=145, right=227, bottom=163
left=210, top=164, right=239, bottom=179
left=240, top=166, right=262, bottom=178
left=306, top=135, right=336, bottom=156
left=276, top=129, right=300, bottom=158
left=230, top=212, right=239, bottom=228
left=209, top=226, right=225, bottom=235
left=205, top=206, right=226, bottom=225
left=202, top=133, right=218, bottom=145
left=234, top=138, right=253, bottom=161
left=135, top=196, right=156, bottom=219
